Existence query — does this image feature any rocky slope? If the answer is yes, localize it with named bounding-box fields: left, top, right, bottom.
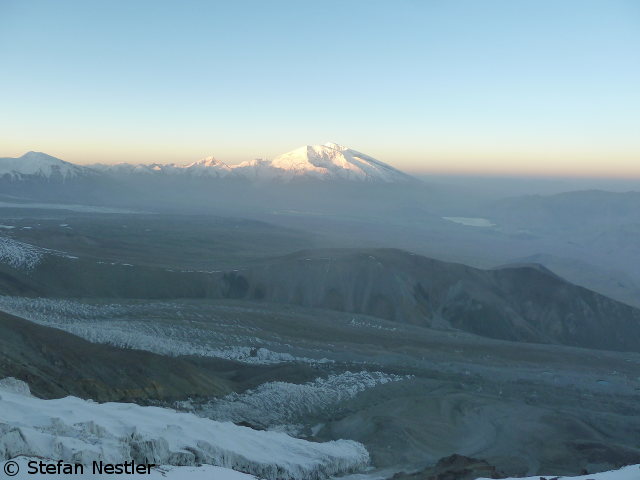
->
left=216, top=248, right=640, bottom=352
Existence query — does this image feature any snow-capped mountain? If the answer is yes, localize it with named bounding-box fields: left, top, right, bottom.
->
left=181, top=156, right=232, bottom=177
left=275, top=143, right=415, bottom=182
left=91, top=143, right=417, bottom=184
left=232, top=143, right=416, bottom=183
left=0, top=152, right=96, bottom=181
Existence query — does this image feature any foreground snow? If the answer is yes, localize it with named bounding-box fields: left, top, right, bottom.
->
left=0, top=379, right=369, bottom=480
left=476, top=464, right=640, bottom=480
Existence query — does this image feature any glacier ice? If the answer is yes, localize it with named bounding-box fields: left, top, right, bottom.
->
left=0, top=379, right=369, bottom=480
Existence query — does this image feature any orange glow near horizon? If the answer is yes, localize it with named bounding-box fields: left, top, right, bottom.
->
left=2, top=141, right=640, bottom=180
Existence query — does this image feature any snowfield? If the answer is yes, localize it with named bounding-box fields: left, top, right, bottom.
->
left=476, top=465, right=640, bottom=480
left=0, top=379, right=369, bottom=480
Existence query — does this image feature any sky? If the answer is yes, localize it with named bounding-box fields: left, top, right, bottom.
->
left=1, top=0, right=639, bottom=176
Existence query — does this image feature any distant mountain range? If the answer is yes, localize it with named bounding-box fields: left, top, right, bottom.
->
left=0, top=143, right=417, bottom=184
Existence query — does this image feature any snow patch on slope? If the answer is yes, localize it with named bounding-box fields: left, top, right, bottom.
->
left=0, top=379, right=369, bottom=480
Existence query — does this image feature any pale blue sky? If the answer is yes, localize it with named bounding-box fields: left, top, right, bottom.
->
left=1, top=0, right=639, bottom=175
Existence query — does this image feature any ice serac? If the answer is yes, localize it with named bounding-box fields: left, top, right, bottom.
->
left=0, top=379, right=370, bottom=480
left=0, top=152, right=94, bottom=180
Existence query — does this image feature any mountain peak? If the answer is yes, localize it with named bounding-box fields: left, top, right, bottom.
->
left=323, top=142, right=346, bottom=150
left=22, top=151, right=64, bottom=162
left=264, top=143, right=416, bottom=183
left=1, top=151, right=88, bottom=180
left=179, top=156, right=231, bottom=178
left=185, top=156, right=229, bottom=169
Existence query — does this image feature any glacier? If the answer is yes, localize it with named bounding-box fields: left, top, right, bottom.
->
left=0, top=296, right=334, bottom=365
left=186, top=371, right=410, bottom=433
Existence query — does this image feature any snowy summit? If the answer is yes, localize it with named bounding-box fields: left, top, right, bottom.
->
left=0, top=152, right=94, bottom=181
left=232, top=143, right=416, bottom=183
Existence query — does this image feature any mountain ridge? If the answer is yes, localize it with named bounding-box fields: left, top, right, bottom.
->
left=215, top=247, right=640, bottom=352
left=2, top=243, right=639, bottom=353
